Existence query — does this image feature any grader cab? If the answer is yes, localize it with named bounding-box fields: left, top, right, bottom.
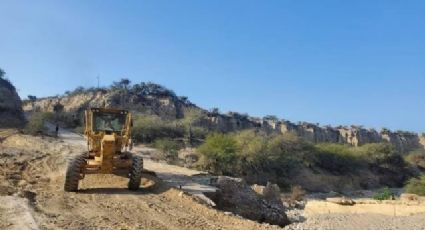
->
left=64, top=108, right=143, bottom=192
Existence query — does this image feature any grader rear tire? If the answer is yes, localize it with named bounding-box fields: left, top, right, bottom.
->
left=64, top=154, right=86, bottom=192
left=128, top=155, right=143, bottom=190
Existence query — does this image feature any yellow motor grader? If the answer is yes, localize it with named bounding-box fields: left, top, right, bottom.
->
left=64, top=108, right=143, bottom=192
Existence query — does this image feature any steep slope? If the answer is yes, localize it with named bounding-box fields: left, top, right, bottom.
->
left=0, top=78, right=25, bottom=128
left=23, top=83, right=197, bottom=119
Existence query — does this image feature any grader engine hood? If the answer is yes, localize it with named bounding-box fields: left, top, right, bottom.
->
left=102, top=134, right=117, bottom=151
left=99, top=134, right=117, bottom=172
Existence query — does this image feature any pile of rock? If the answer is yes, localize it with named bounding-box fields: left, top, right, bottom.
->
left=209, top=176, right=289, bottom=226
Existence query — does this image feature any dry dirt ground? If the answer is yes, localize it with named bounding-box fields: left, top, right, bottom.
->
left=0, top=131, right=279, bottom=230
left=285, top=213, right=425, bottom=230
left=2, top=129, right=425, bottom=230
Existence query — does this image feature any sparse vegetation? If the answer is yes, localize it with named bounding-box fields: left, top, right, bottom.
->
left=18, top=77, right=422, bottom=192
left=313, top=143, right=363, bottom=174
left=372, top=187, right=394, bottom=200
left=0, top=70, right=16, bottom=91
left=195, top=129, right=411, bottom=188
left=24, top=112, right=51, bottom=135
left=197, top=130, right=312, bottom=185
left=132, top=115, right=184, bottom=143
left=151, top=138, right=183, bottom=163
left=197, top=133, right=239, bottom=175
left=405, top=148, right=425, bottom=170
left=0, top=68, right=5, bottom=79
left=405, top=175, right=425, bottom=196
left=290, top=185, right=306, bottom=202
left=356, top=143, right=403, bottom=168
left=112, top=78, right=131, bottom=90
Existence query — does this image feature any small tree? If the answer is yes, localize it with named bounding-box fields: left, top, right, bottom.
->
left=112, top=78, right=131, bottom=90
left=197, top=133, right=238, bottom=175
left=28, top=95, right=37, bottom=111
left=264, top=115, right=279, bottom=121
left=72, top=86, right=85, bottom=94
left=210, top=108, right=220, bottom=115
left=0, top=68, right=5, bottom=79
left=53, top=103, right=64, bottom=113
left=405, top=175, right=425, bottom=196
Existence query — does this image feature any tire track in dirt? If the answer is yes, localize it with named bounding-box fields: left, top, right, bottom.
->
left=1, top=132, right=279, bottom=230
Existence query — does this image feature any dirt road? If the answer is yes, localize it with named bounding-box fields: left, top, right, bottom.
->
left=0, top=131, right=278, bottom=230
left=47, top=123, right=218, bottom=203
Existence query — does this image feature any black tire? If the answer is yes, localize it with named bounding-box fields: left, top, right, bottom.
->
left=128, top=155, right=143, bottom=190
left=64, top=154, right=86, bottom=192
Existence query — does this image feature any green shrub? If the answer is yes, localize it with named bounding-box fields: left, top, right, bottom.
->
left=405, top=149, right=425, bottom=169
left=263, top=133, right=309, bottom=173
left=356, top=143, right=403, bottom=168
left=197, top=133, right=238, bottom=175
left=152, top=138, right=182, bottom=162
left=24, top=112, right=49, bottom=135
left=405, top=175, right=425, bottom=196
left=181, top=107, right=203, bottom=127
left=185, top=126, right=208, bottom=146
left=189, top=126, right=208, bottom=139
left=373, top=187, right=394, bottom=200
left=313, top=143, right=363, bottom=174
left=197, top=130, right=310, bottom=184
left=132, top=115, right=184, bottom=143
left=234, top=130, right=268, bottom=163
left=54, top=112, right=81, bottom=128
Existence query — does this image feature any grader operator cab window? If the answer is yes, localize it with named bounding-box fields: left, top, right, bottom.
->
left=93, top=112, right=126, bottom=132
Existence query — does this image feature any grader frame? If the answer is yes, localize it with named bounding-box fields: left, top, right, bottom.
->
left=64, top=108, right=144, bottom=192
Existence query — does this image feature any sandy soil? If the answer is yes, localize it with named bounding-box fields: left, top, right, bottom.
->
left=2, top=128, right=425, bottom=230
left=285, top=213, right=425, bottom=230
left=0, top=131, right=278, bottom=230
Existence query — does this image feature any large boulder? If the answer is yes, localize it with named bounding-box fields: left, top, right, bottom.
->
left=0, top=78, right=24, bottom=128
left=210, top=176, right=289, bottom=227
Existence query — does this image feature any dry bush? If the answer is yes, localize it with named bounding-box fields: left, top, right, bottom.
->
left=290, top=185, right=306, bottom=202
left=405, top=175, right=425, bottom=196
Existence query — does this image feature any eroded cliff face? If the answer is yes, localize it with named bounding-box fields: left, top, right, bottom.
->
left=25, top=84, right=424, bottom=153
left=420, top=135, right=425, bottom=148
left=0, top=78, right=25, bottom=128
left=205, top=114, right=424, bottom=153
left=23, top=89, right=195, bottom=119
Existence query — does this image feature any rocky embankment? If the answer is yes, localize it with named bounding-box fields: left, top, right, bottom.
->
left=204, top=112, right=425, bottom=152
left=0, top=78, right=25, bottom=128
left=24, top=82, right=425, bottom=153
left=23, top=83, right=197, bottom=119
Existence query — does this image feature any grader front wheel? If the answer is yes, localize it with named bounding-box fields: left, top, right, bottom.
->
left=128, top=155, right=144, bottom=190
left=64, top=154, right=86, bottom=192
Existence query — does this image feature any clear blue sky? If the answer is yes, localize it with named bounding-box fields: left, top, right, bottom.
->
left=1, top=1, right=424, bottom=132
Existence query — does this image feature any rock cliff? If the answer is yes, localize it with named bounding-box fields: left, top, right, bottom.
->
left=25, top=82, right=424, bottom=153
left=205, top=113, right=423, bottom=153
left=23, top=83, right=197, bottom=119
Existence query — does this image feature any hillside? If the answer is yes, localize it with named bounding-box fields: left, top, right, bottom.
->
left=24, top=81, right=425, bottom=153
left=0, top=76, right=25, bottom=128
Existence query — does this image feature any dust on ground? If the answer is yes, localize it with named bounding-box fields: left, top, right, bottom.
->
left=2, top=129, right=425, bottom=230
left=0, top=131, right=279, bottom=230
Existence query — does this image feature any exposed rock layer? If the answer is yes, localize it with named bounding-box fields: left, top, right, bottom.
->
left=24, top=84, right=424, bottom=152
